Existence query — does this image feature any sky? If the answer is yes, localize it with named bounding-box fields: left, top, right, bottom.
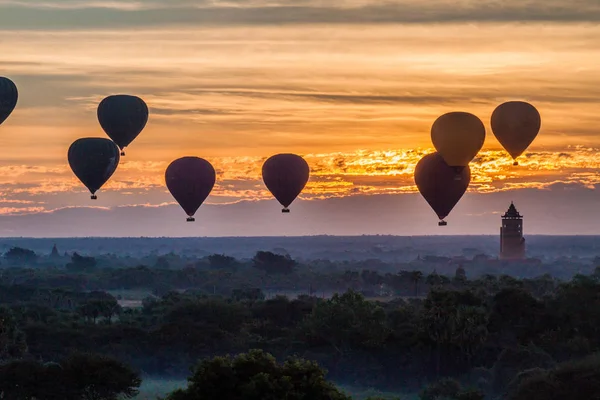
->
left=0, top=0, right=600, bottom=237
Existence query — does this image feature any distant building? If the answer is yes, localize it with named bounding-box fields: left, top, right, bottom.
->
left=500, top=202, right=525, bottom=260
left=50, top=244, right=60, bottom=259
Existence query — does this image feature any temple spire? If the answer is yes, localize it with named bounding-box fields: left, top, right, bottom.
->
left=503, top=202, right=521, bottom=218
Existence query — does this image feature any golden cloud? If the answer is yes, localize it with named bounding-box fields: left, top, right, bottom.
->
left=0, top=148, right=598, bottom=208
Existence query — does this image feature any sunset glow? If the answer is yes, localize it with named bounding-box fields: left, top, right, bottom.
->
left=0, top=0, right=599, bottom=235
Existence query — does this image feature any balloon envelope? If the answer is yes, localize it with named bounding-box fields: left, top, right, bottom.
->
left=414, top=152, right=470, bottom=221
left=431, top=112, right=485, bottom=167
left=165, top=157, right=216, bottom=218
left=68, top=138, right=120, bottom=196
left=0, top=77, right=18, bottom=126
left=262, top=154, right=310, bottom=210
left=97, top=95, right=148, bottom=152
left=491, top=101, right=541, bottom=160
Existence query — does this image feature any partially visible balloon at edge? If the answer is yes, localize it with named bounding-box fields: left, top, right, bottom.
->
left=0, top=77, right=18, bottom=126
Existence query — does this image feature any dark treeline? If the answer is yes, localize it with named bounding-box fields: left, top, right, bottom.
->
left=2, top=247, right=600, bottom=399
left=0, top=247, right=593, bottom=295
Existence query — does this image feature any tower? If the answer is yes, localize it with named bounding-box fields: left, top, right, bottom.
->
left=500, top=202, right=525, bottom=260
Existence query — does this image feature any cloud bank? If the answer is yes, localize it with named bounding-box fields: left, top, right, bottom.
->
left=1, top=0, right=600, bottom=29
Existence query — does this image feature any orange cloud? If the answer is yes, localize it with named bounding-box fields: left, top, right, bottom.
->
left=0, top=148, right=597, bottom=215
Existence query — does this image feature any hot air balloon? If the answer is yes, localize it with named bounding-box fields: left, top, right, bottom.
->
left=431, top=112, right=485, bottom=179
left=165, top=157, right=216, bottom=222
left=0, top=77, right=18, bottom=126
left=262, top=154, right=309, bottom=213
left=491, top=101, right=541, bottom=166
left=414, top=152, right=470, bottom=226
left=68, top=138, right=120, bottom=200
left=97, top=95, right=148, bottom=156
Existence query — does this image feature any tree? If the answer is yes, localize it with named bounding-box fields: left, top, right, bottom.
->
left=60, top=352, right=141, bottom=400
left=77, top=292, right=122, bottom=324
left=0, top=359, right=48, bottom=400
left=152, top=281, right=176, bottom=297
left=0, top=353, right=140, bottom=400
left=165, top=349, right=350, bottom=400
left=4, top=247, right=37, bottom=265
left=232, top=287, right=265, bottom=302
left=154, top=256, right=170, bottom=269
left=422, top=290, right=487, bottom=376
left=426, top=271, right=443, bottom=288
left=488, top=288, right=544, bottom=346
left=0, top=306, right=27, bottom=361
left=207, top=254, right=238, bottom=269
left=491, top=346, right=555, bottom=395
left=304, top=290, right=389, bottom=356
left=66, top=252, right=97, bottom=272
left=454, top=266, right=467, bottom=284
left=411, top=271, right=423, bottom=297
left=420, top=378, right=484, bottom=400
left=252, top=251, right=297, bottom=275
left=508, top=354, right=600, bottom=400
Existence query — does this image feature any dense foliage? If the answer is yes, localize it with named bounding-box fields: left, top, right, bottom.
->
left=2, top=247, right=600, bottom=399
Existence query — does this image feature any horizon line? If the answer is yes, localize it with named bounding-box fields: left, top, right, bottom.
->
left=0, top=234, right=598, bottom=240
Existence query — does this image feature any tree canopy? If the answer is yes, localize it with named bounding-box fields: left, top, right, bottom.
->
left=166, top=349, right=350, bottom=400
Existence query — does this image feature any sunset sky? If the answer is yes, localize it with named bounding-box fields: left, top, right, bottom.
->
left=0, top=0, right=600, bottom=236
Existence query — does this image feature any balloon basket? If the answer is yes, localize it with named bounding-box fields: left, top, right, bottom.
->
left=438, top=220, right=447, bottom=226
left=186, top=217, right=195, bottom=222
left=282, top=208, right=290, bottom=213
left=513, top=161, right=518, bottom=166
left=121, top=151, right=126, bottom=156
left=91, top=195, right=97, bottom=200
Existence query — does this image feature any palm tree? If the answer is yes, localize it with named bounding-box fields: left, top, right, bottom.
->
left=411, top=271, right=423, bottom=297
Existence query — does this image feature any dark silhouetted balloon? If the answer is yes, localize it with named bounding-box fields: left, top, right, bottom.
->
left=165, top=157, right=216, bottom=222
left=97, top=95, right=148, bottom=156
left=262, top=154, right=310, bottom=213
left=431, top=112, right=485, bottom=173
left=0, top=77, right=18, bottom=126
left=491, top=101, right=541, bottom=165
left=414, top=152, right=470, bottom=226
left=68, top=138, right=120, bottom=200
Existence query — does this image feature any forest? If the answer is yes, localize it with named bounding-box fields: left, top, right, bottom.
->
left=1, top=246, right=600, bottom=399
